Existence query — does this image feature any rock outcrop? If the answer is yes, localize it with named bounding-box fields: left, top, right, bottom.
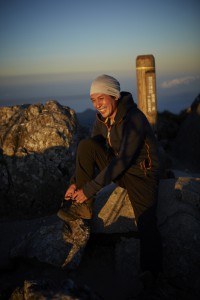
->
left=91, top=184, right=137, bottom=233
left=157, top=177, right=200, bottom=295
left=173, top=94, right=200, bottom=170
left=6, top=177, right=200, bottom=298
left=0, top=101, right=78, bottom=217
left=10, top=218, right=90, bottom=270
left=10, top=278, right=102, bottom=300
left=157, top=94, right=200, bottom=172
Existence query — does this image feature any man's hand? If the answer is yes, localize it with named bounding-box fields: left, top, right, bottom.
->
left=73, top=189, right=87, bottom=204
left=64, top=184, right=77, bottom=200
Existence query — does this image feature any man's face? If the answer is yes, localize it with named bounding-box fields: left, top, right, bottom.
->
left=90, top=93, right=118, bottom=120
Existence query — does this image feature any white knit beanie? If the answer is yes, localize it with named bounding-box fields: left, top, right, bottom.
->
left=90, top=74, right=120, bottom=99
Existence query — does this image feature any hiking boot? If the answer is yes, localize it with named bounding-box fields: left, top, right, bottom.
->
left=57, top=199, right=93, bottom=222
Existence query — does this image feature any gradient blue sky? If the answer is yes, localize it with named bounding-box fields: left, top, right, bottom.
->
left=0, top=0, right=199, bottom=113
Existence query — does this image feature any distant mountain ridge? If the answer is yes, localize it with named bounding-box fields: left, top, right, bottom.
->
left=77, top=108, right=96, bottom=127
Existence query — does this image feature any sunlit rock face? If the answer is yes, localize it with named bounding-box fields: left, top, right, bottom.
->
left=0, top=100, right=78, bottom=217
left=10, top=278, right=102, bottom=300
left=10, top=219, right=90, bottom=270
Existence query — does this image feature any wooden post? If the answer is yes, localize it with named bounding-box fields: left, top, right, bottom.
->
left=136, top=55, right=157, bottom=131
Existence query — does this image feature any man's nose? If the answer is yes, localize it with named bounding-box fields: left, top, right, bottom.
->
left=96, top=99, right=102, bottom=108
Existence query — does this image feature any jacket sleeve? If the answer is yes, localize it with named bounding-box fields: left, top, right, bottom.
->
left=83, top=112, right=146, bottom=198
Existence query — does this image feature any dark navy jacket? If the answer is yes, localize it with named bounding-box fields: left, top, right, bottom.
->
left=82, top=92, right=160, bottom=198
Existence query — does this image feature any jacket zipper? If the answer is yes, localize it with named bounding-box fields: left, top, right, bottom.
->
left=96, top=114, right=123, bottom=149
left=104, top=117, right=112, bottom=147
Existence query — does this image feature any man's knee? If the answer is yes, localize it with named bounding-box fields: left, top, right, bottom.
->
left=77, top=138, right=93, bottom=152
left=77, top=137, right=104, bottom=153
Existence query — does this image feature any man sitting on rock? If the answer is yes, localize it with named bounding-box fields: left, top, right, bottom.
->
left=57, top=74, right=163, bottom=281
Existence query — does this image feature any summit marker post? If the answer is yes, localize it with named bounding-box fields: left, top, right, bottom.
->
left=136, top=55, right=157, bottom=131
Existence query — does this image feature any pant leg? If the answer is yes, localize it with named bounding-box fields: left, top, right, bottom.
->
left=118, top=172, right=163, bottom=277
left=137, top=204, right=163, bottom=277
left=74, top=137, right=109, bottom=189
